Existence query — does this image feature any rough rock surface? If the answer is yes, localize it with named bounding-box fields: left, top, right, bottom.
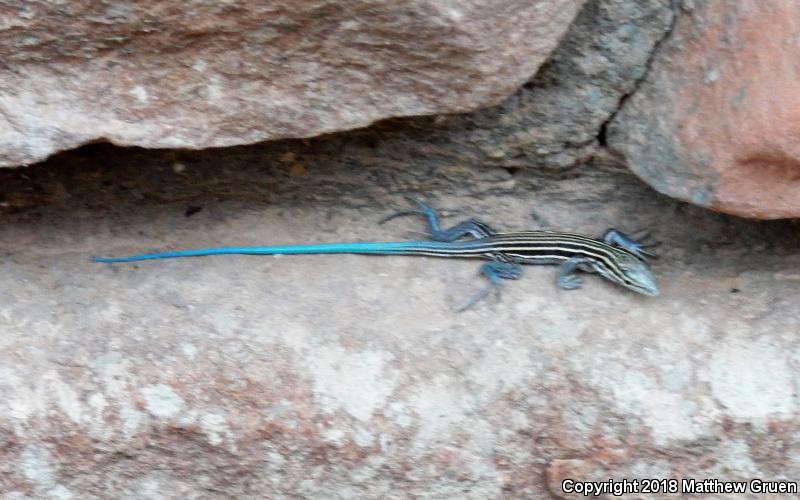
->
left=609, top=0, right=800, bottom=219
left=192, top=0, right=673, bottom=173
left=425, top=0, right=675, bottom=169
left=1, top=141, right=800, bottom=497
left=0, top=0, right=584, bottom=167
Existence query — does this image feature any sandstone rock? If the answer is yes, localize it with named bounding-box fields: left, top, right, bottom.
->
left=3, top=144, right=800, bottom=496
left=609, top=0, right=800, bottom=219
left=266, top=0, right=675, bottom=171
left=0, top=0, right=584, bottom=167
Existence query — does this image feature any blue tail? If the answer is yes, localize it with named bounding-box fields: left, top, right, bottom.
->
left=93, top=240, right=479, bottom=263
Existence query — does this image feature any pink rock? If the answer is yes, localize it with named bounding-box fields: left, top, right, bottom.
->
left=609, top=0, right=800, bottom=219
left=0, top=0, right=584, bottom=167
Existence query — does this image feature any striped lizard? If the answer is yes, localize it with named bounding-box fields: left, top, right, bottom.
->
left=95, top=199, right=659, bottom=310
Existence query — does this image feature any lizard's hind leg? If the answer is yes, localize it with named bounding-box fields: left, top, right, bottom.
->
left=380, top=198, right=496, bottom=241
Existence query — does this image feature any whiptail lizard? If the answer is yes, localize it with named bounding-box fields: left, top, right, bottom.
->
left=95, top=199, right=660, bottom=310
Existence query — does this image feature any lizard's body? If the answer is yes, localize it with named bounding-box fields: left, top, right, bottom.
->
left=95, top=201, right=659, bottom=309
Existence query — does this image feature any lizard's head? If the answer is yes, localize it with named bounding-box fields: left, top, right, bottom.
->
left=609, top=252, right=659, bottom=296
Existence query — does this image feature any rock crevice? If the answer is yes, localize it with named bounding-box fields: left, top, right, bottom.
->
left=608, top=0, right=800, bottom=218
left=599, top=0, right=679, bottom=147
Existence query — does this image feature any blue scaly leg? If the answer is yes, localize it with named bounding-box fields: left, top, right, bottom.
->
left=382, top=198, right=517, bottom=310
left=602, top=229, right=660, bottom=260
left=457, top=261, right=523, bottom=312
left=557, top=256, right=595, bottom=291
left=380, top=198, right=496, bottom=241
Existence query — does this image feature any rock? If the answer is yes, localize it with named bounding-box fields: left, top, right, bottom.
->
left=608, top=0, right=800, bottom=219
left=3, top=143, right=800, bottom=496
left=439, top=0, right=675, bottom=169
left=0, top=0, right=584, bottom=167
left=268, top=0, right=675, bottom=171
left=546, top=459, right=595, bottom=498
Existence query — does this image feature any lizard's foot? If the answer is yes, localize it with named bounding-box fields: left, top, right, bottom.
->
left=557, top=274, right=583, bottom=290
left=602, top=228, right=660, bottom=260
left=557, top=256, right=594, bottom=291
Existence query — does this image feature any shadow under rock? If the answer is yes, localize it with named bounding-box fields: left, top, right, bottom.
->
left=0, top=139, right=797, bottom=275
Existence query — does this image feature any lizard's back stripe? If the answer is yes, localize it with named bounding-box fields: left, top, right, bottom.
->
left=94, top=231, right=636, bottom=288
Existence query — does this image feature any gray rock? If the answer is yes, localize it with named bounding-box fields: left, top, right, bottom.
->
left=242, top=0, right=675, bottom=175
left=408, top=0, right=675, bottom=169
left=0, top=0, right=584, bottom=167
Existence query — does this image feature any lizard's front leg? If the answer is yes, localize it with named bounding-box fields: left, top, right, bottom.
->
left=556, top=256, right=596, bottom=291
left=457, top=260, right=523, bottom=312
left=602, top=229, right=660, bottom=260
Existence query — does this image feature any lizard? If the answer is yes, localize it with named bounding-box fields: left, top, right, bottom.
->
left=94, top=199, right=660, bottom=310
